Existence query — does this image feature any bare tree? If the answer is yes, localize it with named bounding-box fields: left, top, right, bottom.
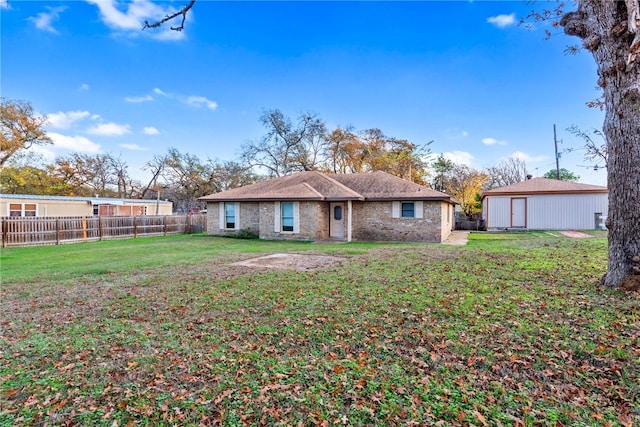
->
left=565, top=125, right=608, bottom=171
left=143, top=0, right=196, bottom=32
left=0, top=98, right=52, bottom=168
left=240, top=109, right=326, bottom=177
left=484, top=157, right=528, bottom=190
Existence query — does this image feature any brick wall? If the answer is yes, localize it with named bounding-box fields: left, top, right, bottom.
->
left=259, top=201, right=327, bottom=241
left=207, top=200, right=450, bottom=242
left=351, top=200, right=445, bottom=242
left=205, top=202, right=260, bottom=236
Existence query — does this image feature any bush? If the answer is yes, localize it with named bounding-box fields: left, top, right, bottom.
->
left=233, top=229, right=259, bottom=240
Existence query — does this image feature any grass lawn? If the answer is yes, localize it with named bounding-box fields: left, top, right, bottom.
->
left=1, top=233, right=638, bottom=426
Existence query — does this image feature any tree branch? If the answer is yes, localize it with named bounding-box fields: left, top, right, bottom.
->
left=143, top=0, right=196, bottom=32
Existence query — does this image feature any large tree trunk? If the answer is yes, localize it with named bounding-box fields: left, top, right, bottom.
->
left=562, top=1, right=640, bottom=289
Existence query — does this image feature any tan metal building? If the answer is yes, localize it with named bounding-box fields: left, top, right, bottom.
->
left=0, top=194, right=173, bottom=217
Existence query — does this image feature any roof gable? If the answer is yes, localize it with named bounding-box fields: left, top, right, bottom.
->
left=482, top=177, right=607, bottom=197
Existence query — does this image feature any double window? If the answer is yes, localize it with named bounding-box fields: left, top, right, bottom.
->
left=8, top=203, right=37, bottom=217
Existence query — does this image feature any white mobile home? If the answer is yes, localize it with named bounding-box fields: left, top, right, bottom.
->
left=0, top=194, right=173, bottom=217
left=482, top=178, right=608, bottom=230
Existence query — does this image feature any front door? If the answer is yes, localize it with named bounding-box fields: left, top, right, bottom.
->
left=330, top=203, right=345, bottom=239
left=511, top=198, right=527, bottom=228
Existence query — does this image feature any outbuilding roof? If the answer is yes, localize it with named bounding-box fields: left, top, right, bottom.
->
left=0, top=194, right=172, bottom=205
left=482, top=177, right=608, bottom=198
left=199, top=171, right=454, bottom=203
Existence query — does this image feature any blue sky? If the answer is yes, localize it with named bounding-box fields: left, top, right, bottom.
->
left=1, top=0, right=607, bottom=185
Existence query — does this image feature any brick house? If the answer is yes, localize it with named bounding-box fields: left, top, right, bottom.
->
left=199, top=171, right=456, bottom=243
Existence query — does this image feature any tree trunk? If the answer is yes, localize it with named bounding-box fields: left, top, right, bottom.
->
left=562, top=1, right=640, bottom=289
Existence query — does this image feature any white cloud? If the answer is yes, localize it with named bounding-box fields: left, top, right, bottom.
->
left=153, top=87, right=168, bottom=97
left=80, top=83, right=90, bottom=91
left=512, top=151, right=547, bottom=163
left=86, top=0, right=187, bottom=40
left=87, top=122, right=131, bottom=136
left=47, top=110, right=91, bottom=129
left=187, top=96, right=218, bottom=110
left=443, top=151, right=474, bottom=166
left=143, top=126, right=159, bottom=135
left=120, top=143, right=150, bottom=151
left=461, top=130, right=469, bottom=138
left=125, top=95, right=154, bottom=103
left=482, top=137, right=508, bottom=146
left=487, top=13, right=516, bottom=28
left=48, top=132, right=102, bottom=153
left=28, top=6, right=67, bottom=33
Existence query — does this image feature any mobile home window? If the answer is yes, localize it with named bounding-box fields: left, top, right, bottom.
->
left=24, top=204, right=37, bottom=217
left=401, top=202, right=415, bottom=218
left=8, top=203, right=37, bottom=217
left=225, top=202, right=236, bottom=229
left=281, top=202, right=294, bottom=232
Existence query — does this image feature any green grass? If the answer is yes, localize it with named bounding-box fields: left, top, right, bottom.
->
left=1, top=233, right=638, bottom=426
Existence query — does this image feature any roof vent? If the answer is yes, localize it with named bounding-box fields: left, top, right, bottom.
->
left=526, top=174, right=533, bottom=180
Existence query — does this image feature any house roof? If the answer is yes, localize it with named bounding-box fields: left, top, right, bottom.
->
left=482, top=177, right=608, bottom=198
left=199, top=171, right=454, bottom=203
left=0, top=194, right=172, bottom=205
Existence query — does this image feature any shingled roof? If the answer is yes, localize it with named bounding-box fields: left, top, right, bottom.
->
left=199, top=171, right=453, bottom=202
left=482, top=177, right=608, bottom=198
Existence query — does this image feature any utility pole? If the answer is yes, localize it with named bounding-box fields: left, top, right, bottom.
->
left=553, top=124, right=561, bottom=180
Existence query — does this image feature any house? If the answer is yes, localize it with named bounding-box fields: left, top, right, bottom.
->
left=0, top=194, right=173, bottom=217
left=199, top=171, right=455, bottom=243
left=481, top=178, right=608, bottom=230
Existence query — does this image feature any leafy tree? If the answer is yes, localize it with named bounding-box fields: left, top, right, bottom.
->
left=0, top=164, right=71, bottom=195
left=323, top=126, right=364, bottom=174
left=0, top=98, right=52, bottom=168
left=430, top=154, right=454, bottom=192
left=484, top=157, right=529, bottom=190
left=542, top=168, right=580, bottom=182
left=444, top=164, right=488, bottom=219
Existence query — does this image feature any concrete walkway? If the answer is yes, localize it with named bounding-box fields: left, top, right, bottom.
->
left=442, top=230, right=470, bottom=246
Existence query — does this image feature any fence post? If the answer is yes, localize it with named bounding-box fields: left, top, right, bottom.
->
left=98, top=216, right=103, bottom=241
left=56, top=218, right=60, bottom=245
left=1, top=218, right=7, bottom=248
left=163, top=215, right=167, bottom=236
left=134, top=216, right=138, bottom=238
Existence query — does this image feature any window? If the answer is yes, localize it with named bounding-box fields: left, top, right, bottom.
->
left=24, top=204, right=36, bottom=217
left=225, top=202, right=236, bottom=229
left=281, top=202, right=294, bottom=232
left=8, top=203, right=37, bottom=217
left=334, top=205, right=342, bottom=220
left=401, top=202, right=415, bottom=218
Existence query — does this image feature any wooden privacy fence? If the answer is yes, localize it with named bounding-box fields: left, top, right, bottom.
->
left=0, top=214, right=207, bottom=247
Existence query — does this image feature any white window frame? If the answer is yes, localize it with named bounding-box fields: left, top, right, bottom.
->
left=7, top=202, right=38, bottom=217
left=274, top=201, right=300, bottom=234
left=392, top=201, right=423, bottom=219
left=219, top=202, right=239, bottom=230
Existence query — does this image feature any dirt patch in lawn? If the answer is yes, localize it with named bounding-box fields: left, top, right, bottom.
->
left=232, top=253, right=344, bottom=271
left=560, top=230, right=595, bottom=238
